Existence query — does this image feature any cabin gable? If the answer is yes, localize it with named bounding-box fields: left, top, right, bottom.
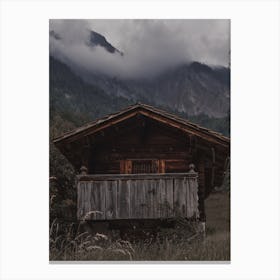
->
left=88, top=115, right=191, bottom=175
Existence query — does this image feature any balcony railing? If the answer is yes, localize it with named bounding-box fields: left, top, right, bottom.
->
left=77, top=166, right=199, bottom=221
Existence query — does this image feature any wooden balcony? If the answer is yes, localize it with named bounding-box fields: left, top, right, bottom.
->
left=77, top=169, right=199, bottom=221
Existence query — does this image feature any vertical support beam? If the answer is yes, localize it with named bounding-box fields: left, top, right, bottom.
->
left=159, top=159, right=165, bottom=173
left=211, top=147, right=216, bottom=188
left=120, top=160, right=125, bottom=174
left=81, top=136, right=91, bottom=172
left=189, top=160, right=206, bottom=233
left=197, top=160, right=206, bottom=222
left=125, top=160, right=132, bottom=174
left=189, top=135, right=198, bottom=163
left=188, top=135, right=192, bottom=154
left=120, top=160, right=133, bottom=174
left=188, top=163, right=200, bottom=219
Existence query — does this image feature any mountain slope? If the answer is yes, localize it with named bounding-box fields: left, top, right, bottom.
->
left=50, top=29, right=230, bottom=118
left=152, top=62, right=230, bottom=117
left=50, top=55, right=131, bottom=130
left=80, top=61, right=230, bottom=118
left=50, top=56, right=229, bottom=137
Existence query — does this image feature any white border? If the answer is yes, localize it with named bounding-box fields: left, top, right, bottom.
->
left=1, top=0, right=280, bottom=279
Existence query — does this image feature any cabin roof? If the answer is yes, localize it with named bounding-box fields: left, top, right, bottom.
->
left=53, top=103, right=230, bottom=148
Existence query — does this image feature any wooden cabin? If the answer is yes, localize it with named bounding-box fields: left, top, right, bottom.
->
left=53, top=103, right=230, bottom=228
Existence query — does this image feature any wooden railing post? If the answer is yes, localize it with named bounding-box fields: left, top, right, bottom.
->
left=80, top=166, right=88, bottom=175
left=189, top=163, right=195, bottom=173
left=188, top=163, right=206, bottom=235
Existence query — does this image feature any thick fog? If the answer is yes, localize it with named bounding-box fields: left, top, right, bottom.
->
left=50, top=19, right=230, bottom=79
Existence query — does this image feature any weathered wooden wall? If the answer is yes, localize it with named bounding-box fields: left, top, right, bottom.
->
left=77, top=173, right=199, bottom=221
left=54, top=106, right=230, bottom=225
left=88, top=116, right=193, bottom=174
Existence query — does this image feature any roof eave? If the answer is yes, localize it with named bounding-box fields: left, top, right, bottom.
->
left=53, top=104, right=230, bottom=148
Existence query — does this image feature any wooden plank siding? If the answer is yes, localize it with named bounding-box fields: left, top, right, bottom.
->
left=77, top=173, right=199, bottom=221
left=54, top=104, right=229, bottom=205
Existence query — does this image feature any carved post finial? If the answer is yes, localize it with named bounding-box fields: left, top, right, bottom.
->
left=189, top=163, right=195, bottom=173
left=80, top=166, right=88, bottom=175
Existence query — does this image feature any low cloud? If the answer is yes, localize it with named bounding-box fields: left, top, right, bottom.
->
left=50, top=19, right=230, bottom=79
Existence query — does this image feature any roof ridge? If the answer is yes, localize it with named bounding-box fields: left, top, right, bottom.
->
left=53, top=102, right=230, bottom=144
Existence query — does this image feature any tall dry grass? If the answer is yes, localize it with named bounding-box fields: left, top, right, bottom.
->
left=50, top=220, right=229, bottom=261
left=50, top=220, right=134, bottom=261
left=50, top=192, right=230, bottom=261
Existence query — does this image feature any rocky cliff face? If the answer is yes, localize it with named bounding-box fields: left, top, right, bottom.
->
left=151, top=62, right=230, bottom=117
left=80, top=61, right=230, bottom=118
left=87, top=30, right=124, bottom=56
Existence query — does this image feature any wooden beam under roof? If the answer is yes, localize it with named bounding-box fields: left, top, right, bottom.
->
left=54, top=105, right=229, bottom=149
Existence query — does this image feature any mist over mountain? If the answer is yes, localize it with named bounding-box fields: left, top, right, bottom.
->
left=49, top=20, right=230, bottom=78
left=49, top=20, right=230, bottom=134
left=50, top=55, right=229, bottom=138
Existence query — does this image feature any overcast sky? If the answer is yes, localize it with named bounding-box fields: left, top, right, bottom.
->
left=50, top=19, right=230, bottom=79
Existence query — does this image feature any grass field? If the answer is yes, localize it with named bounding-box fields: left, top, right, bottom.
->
left=49, top=191, right=230, bottom=261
